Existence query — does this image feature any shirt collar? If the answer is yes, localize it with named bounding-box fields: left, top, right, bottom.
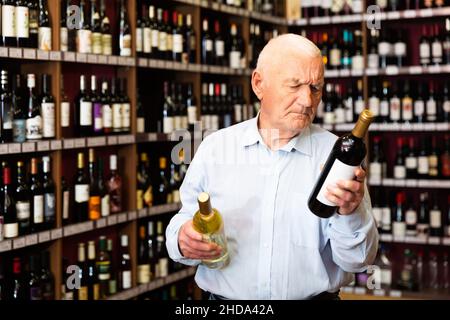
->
left=241, top=113, right=312, bottom=156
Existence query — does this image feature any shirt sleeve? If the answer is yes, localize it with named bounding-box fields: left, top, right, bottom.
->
left=165, top=138, right=211, bottom=267
left=327, top=183, right=379, bottom=273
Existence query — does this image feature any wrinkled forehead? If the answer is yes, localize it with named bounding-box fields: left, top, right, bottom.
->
left=273, top=53, right=324, bottom=84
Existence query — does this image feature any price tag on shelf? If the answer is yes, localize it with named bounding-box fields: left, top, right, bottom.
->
left=96, top=218, right=107, bottom=229
left=138, top=208, right=148, bottom=218
left=423, top=123, right=436, bottom=131
left=87, top=136, right=106, bottom=147
left=0, top=144, right=8, bottom=154
left=50, top=51, right=62, bottom=61
left=428, top=65, right=441, bottom=73
left=87, top=54, right=98, bottom=64
left=9, top=47, right=22, bottom=58
left=138, top=284, right=148, bottom=295
left=324, top=70, right=339, bottom=78
left=63, top=225, right=77, bottom=237
left=97, top=55, right=108, bottom=64
left=117, top=57, right=126, bottom=65
left=354, top=287, right=366, bottom=295
left=341, top=286, right=354, bottom=294
left=428, top=237, right=440, bottom=245
left=50, top=140, right=62, bottom=150
left=339, top=69, right=350, bottom=77
left=387, top=11, right=401, bottom=20
left=37, top=140, right=50, bottom=151
left=126, top=57, right=135, bottom=66
left=128, top=210, right=137, bottom=221
left=156, top=60, right=165, bottom=69
left=138, top=58, right=148, bottom=67
left=8, top=143, right=21, bottom=154
left=403, top=10, right=417, bottom=18
left=38, top=231, right=51, bottom=243
left=380, top=234, right=393, bottom=242
left=351, top=69, right=363, bottom=77
left=74, top=138, right=86, bottom=148
left=118, top=134, right=135, bottom=144
left=76, top=53, right=87, bottom=62
left=13, top=237, right=26, bottom=249
left=0, top=47, right=8, bottom=57
left=393, top=236, right=405, bottom=243
left=419, top=8, right=433, bottom=17
left=373, top=289, right=386, bottom=296
left=0, top=240, right=12, bottom=252
left=37, top=50, right=50, bottom=60
left=63, top=139, right=74, bottom=149
left=389, top=290, right=402, bottom=298
left=365, top=68, right=378, bottom=76
left=394, top=179, right=406, bottom=187
left=331, top=15, right=343, bottom=23
left=108, top=136, right=118, bottom=145
left=118, top=213, right=127, bottom=224
left=405, top=179, right=417, bottom=188
left=442, top=238, right=450, bottom=246
left=408, top=66, right=423, bottom=74
left=23, top=48, right=36, bottom=59
left=436, top=123, right=450, bottom=131
left=64, top=51, right=76, bottom=61
left=385, top=66, right=399, bottom=75
left=107, top=215, right=118, bottom=226
left=108, top=56, right=118, bottom=65
left=51, top=228, right=63, bottom=240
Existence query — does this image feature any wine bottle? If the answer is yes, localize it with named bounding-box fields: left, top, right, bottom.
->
left=119, top=234, right=132, bottom=290
left=15, top=161, right=30, bottom=235
left=392, top=192, right=406, bottom=238
left=172, top=12, right=183, bottom=62
left=136, top=91, right=145, bottom=133
left=60, top=0, right=69, bottom=52
left=201, top=19, right=213, bottom=65
left=429, top=195, right=442, bottom=237
left=98, top=157, right=109, bottom=218
left=16, top=0, right=29, bottom=47
left=119, top=78, right=130, bottom=133
left=61, top=176, right=69, bottom=225
left=88, top=148, right=100, bottom=221
left=76, top=243, right=88, bottom=300
left=107, top=154, right=122, bottom=213
left=118, top=0, right=131, bottom=57
left=40, top=251, right=54, bottom=300
left=76, top=75, right=92, bottom=137
left=42, top=156, right=55, bottom=230
left=1, top=70, right=13, bottom=143
left=11, top=257, right=27, bottom=300
left=100, top=0, right=112, bottom=55
left=60, top=75, right=70, bottom=135
left=137, top=225, right=150, bottom=284
left=38, top=0, right=51, bottom=51
left=28, top=254, right=42, bottom=300
left=193, top=192, right=230, bottom=269
left=156, top=157, right=170, bottom=205
left=77, top=0, right=92, bottom=54
left=185, top=14, right=196, bottom=63
left=41, top=74, right=55, bottom=139
left=155, top=221, right=168, bottom=277
left=91, top=75, right=103, bottom=135
left=74, top=152, right=89, bottom=222
left=30, top=158, right=44, bottom=233
left=26, top=74, right=42, bottom=140
left=96, top=236, right=111, bottom=299
left=308, top=109, right=374, bottom=218
left=3, top=165, right=18, bottom=239
left=111, top=79, right=121, bottom=134
left=417, top=192, right=430, bottom=238
left=28, top=0, right=39, bottom=48
left=91, top=0, right=102, bottom=55
left=2, top=0, right=17, bottom=47
left=101, top=79, right=112, bottom=135
left=86, top=240, right=100, bottom=300
left=12, top=74, right=26, bottom=143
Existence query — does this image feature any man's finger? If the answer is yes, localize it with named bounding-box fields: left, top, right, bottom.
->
left=336, top=180, right=361, bottom=193
left=327, top=186, right=355, bottom=203
left=185, top=239, right=221, bottom=253
left=183, top=222, right=203, bottom=241
left=355, top=168, right=366, bottom=181
left=324, top=191, right=345, bottom=207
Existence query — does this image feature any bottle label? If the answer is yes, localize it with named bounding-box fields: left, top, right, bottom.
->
left=167, top=34, right=173, bottom=52
left=75, top=184, right=89, bottom=203
left=108, top=280, right=117, bottom=295
left=329, top=49, right=341, bottom=66
left=158, top=32, right=167, bottom=51
left=172, top=190, right=180, bottom=203
left=137, top=118, right=145, bottom=133
left=112, top=103, right=122, bottom=129
left=136, top=189, right=143, bottom=210
left=151, top=29, right=159, bottom=48
left=369, top=162, right=382, bottom=183
left=102, top=104, right=112, bottom=129
left=405, top=157, right=417, bottom=170
left=369, top=97, right=380, bottom=116
left=77, top=29, right=92, bottom=53
left=173, top=34, right=183, bottom=54
left=78, top=287, right=88, bottom=300
left=351, top=55, right=364, bottom=70
left=211, top=115, right=219, bottom=130
left=143, top=28, right=152, bottom=53
left=372, top=207, right=382, bottom=228
left=163, top=117, right=174, bottom=134
left=426, top=100, right=437, bottom=116
left=122, top=103, right=130, bottom=130
left=353, top=100, right=364, bottom=115
left=34, top=195, right=44, bottom=224
left=205, top=39, right=213, bottom=52
left=61, top=102, right=70, bottom=127
left=432, top=42, right=443, bottom=59
left=174, top=116, right=182, bottom=130
left=98, top=262, right=111, bottom=280
left=120, top=34, right=132, bottom=56
left=392, top=221, right=406, bottom=237
left=381, top=207, right=391, bottom=229
left=94, top=103, right=103, bottom=132
left=102, top=34, right=112, bottom=55
left=2, top=5, right=16, bottom=37
left=230, top=51, right=241, bottom=69
left=402, top=99, right=413, bottom=121
left=394, top=43, right=407, bottom=56
left=215, top=40, right=225, bottom=57
left=378, top=101, right=388, bottom=117
left=414, top=101, right=424, bottom=116
left=101, top=195, right=110, bottom=217
left=16, top=201, right=31, bottom=220
left=13, top=119, right=26, bottom=142
left=316, top=159, right=357, bottom=207
left=368, top=54, right=379, bottom=69
left=137, top=264, right=150, bottom=284
left=378, top=42, right=392, bottom=56
left=323, top=112, right=335, bottom=125
left=16, top=6, right=29, bottom=38
left=4, top=222, right=19, bottom=238
left=26, top=115, right=43, bottom=140
left=44, top=193, right=55, bottom=221
left=430, top=210, right=441, bottom=228
left=42, top=102, right=55, bottom=138
left=60, top=27, right=68, bottom=51
left=418, top=156, right=429, bottom=174
left=405, top=209, right=417, bottom=225
left=420, top=43, right=431, bottom=59
left=389, top=98, right=401, bottom=121
left=92, top=32, right=102, bottom=54
left=394, top=165, right=406, bottom=179
left=122, top=270, right=132, bottom=289
left=89, top=196, right=101, bottom=220
left=381, top=269, right=392, bottom=286
left=443, top=101, right=450, bottom=113
left=38, top=27, right=52, bottom=51
left=93, top=284, right=100, bottom=300
left=144, top=186, right=153, bottom=207
left=136, top=27, right=143, bottom=52
left=80, top=101, right=93, bottom=126
left=182, top=114, right=188, bottom=129
left=63, top=190, right=69, bottom=220
left=158, top=258, right=169, bottom=278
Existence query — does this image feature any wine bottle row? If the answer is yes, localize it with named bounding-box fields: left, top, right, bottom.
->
left=369, top=134, right=450, bottom=182
left=371, top=190, right=450, bottom=238
left=353, top=244, right=450, bottom=293
left=0, top=250, right=54, bottom=300
left=248, top=23, right=280, bottom=69
left=0, top=0, right=52, bottom=50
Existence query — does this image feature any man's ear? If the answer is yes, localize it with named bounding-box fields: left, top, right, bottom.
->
left=251, top=70, right=264, bottom=101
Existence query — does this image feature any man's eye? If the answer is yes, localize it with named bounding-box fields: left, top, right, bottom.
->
left=290, top=84, right=301, bottom=89
left=311, top=86, right=322, bottom=92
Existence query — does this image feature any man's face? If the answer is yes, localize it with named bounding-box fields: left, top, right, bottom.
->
left=259, top=54, right=324, bottom=135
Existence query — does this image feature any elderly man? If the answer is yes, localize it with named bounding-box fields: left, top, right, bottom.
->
left=166, top=34, right=378, bottom=300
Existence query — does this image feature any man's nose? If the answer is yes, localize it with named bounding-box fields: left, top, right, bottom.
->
left=296, top=85, right=312, bottom=108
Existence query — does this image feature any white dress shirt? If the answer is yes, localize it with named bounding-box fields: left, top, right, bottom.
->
left=166, top=115, right=379, bottom=299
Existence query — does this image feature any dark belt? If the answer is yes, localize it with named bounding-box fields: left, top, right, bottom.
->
left=205, top=290, right=340, bottom=300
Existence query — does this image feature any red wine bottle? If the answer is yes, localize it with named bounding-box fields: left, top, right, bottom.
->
left=308, top=109, right=373, bottom=218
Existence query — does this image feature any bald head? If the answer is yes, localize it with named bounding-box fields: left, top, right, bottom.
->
left=256, top=34, right=322, bottom=78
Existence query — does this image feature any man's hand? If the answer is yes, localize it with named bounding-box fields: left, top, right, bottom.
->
left=324, top=167, right=366, bottom=215
left=178, top=220, right=222, bottom=260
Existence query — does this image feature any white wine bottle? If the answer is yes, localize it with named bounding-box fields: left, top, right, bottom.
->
left=308, top=109, right=374, bottom=218
left=193, top=192, right=230, bottom=269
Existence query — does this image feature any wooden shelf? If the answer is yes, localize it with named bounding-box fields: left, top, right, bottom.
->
left=318, top=123, right=450, bottom=132
left=369, top=179, right=450, bottom=189
left=323, top=65, right=450, bottom=78
left=379, top=234, right=450, bottom=246
left=107, top=267, right=196, bottom=300
left=0, top=203, right=181, bottom=253
left=341, top=286, right=450, bottom=300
